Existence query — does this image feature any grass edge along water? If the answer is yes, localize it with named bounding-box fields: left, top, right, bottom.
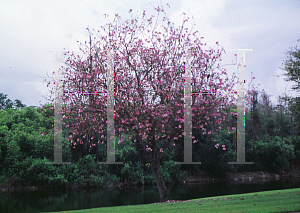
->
left=43, top=187, right=300, bottom=213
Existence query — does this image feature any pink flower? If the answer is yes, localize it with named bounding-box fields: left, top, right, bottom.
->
left=174, top=137, right=178, bottom=140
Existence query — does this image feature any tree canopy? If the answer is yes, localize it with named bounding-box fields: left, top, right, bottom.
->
left=278, top=39, right=300, bottom=136
left=46, top=4, right=259, bottom=202
left=0, top=93, right=26, bottom=110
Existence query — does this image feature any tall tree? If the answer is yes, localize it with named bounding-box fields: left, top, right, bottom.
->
left=278, top=39, right=300, bottom=136
left=13, top=99, right=26, bottom=109
left=0, top=93, right=13, bottom=110
left=47, top=4, right=256, bottom=202
left=249, top=91, right=261, bottom=141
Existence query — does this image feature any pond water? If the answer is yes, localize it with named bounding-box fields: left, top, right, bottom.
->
left=1, top=179, right=300, bottom=213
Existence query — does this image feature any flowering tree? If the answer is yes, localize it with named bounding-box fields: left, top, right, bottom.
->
left=47, top=4, right=257, bottom=202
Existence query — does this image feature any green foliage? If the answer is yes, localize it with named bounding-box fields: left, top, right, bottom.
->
left=114, top=134, right=147, bottom=183
left=114, top=133, right=186, bottom=185
left=0, top=93, right=13, bottom=110
left=283, top=135, right=300, bottom=167
left=21, top=157, right=57, bottom=185
left=247, top=135, right=295, bottom=172
left=13, top=99, right=26, bottom=109
left=0, top=90, right=300, bottom=191
left=281, top=40, right=300, bottom=92
left=77, top=154, right=101, bottom=177
left=5, top=140, right=22, bottom=167
left=199, top=133, right=236, bottom=178
left=2, top=155, right=110, bottom=189
left=89, top=174, right=104, bottom=187
left=0, top=125, right=9, bottom=169
left=54, top=154, right=118, bottom=188
left=159, top=142, right=187, bottom=184
left=0, top=93, right=26, bottom=110
left=160, top=160, right=186, bottom=184
left=120, top=161, right=142, bottom=182
left=4, top=157, right=57, bottom=186
left=143, top=173, right=156, bottom=185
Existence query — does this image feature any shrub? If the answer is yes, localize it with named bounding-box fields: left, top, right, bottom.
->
left=160, top=160, right=186, bottom=184
left=247, top=135, right=295, bottom=172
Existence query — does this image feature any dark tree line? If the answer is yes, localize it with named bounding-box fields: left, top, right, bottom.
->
left=0, top=93, right=26, bottom=110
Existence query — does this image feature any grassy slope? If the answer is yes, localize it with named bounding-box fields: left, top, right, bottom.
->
left=43, top=187, right=300, bottom=213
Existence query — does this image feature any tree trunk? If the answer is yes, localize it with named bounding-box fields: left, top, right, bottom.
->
left=150, top=150, right=168, bottom=202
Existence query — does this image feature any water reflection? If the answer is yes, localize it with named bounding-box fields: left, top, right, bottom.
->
left=0, top=180, right=300, bottom=213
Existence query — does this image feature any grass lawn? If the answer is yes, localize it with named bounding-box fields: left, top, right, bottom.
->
left=43, top=187, right=300, bottom=213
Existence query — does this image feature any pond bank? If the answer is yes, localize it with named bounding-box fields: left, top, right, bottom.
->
left=177, top=170, right=300, bottom=184
left=1, top=170, right=300, bottom=193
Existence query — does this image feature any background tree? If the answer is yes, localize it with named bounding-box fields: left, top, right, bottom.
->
left=0, top=93, right=26, bottom=110
left=13, top=99, right=26, bottom=110
left=278, top=39, right=300, bottom=136
left=0, top=93, right=13, bottom=110
left=249, top=91, right=261, bottom=141
left=47, top=4, right=257, bottom=202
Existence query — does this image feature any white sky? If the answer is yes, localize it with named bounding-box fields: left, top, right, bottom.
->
left=1, top=0, right=300, bottom=108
